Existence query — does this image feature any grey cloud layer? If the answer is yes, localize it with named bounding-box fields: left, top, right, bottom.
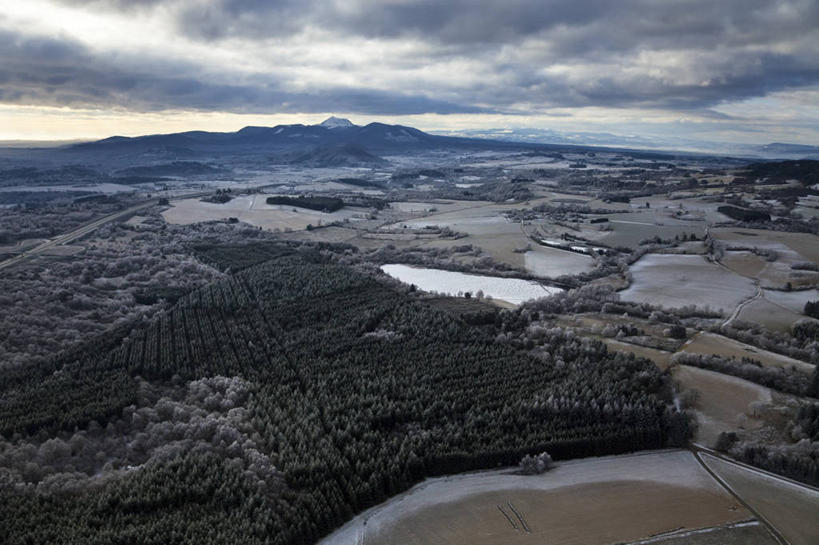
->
left=11, top=0, right=819, bottom=115
left=0, top=30, right=484, bottom=114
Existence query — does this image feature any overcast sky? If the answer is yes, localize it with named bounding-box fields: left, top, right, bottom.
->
left=1, top=0, right=818, bottom=145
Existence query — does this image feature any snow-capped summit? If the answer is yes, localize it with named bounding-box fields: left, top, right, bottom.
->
left=319, top=116, right=356, bottom=129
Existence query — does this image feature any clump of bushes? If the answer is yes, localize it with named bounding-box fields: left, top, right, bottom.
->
left=518, top=451, right=553, bottom=475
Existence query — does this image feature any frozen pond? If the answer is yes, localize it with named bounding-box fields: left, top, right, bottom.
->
left=381, top=264, right=561, bottom=305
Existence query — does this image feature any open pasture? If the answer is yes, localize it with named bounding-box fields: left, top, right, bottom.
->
left=523, top=246, right=594, bottom=278
left=388, top=198, right=598, bottom=277
left=620, top=254, right=755, bottom=314
left=702, top=454, right=819, bottom=545
left=601, top=339, right=673, bottom=370
left=711, top=228, right=819, bottom=265
left=672, top=365, right=771, bottom=447
left=574, top=204, right=709, bottom=250
left=321, top=450, right=754, bottom=545
left=763, top=288, right=818, bottom=315
left=681, top=332, right=814, bottom=374
left=568, top=313, right=676, bottom=340
left=720, top=251, right=768, bottom=278
left=733, top=288, right=818, bottom=330
left=389, top=199, right=494, bottom=214
left=161, top=194, right=366, bottom=231
left=598, top=220, right=706, bottom=250
left=720, top=250, right=819, bottom=289
left=736, top=297, right=807, bottom=331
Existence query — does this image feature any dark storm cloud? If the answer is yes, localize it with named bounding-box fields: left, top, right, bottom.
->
left=159, top=0, right=819, bottom=50
left=16, top=0, right=819, bottom=114
left=0, top=29, right=485, bottom=115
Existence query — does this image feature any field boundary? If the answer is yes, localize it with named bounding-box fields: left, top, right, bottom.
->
left=621, top=520, right=762, bottom=545
left=691, top=447, right=789, bottom=545
left=693, top=444, right=819, bottom=494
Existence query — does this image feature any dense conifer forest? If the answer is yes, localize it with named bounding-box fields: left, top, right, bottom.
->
left=0, top=247, right=685, bottom=544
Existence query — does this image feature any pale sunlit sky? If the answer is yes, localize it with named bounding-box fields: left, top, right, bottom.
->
left=1, top=0, right=818, bottom=145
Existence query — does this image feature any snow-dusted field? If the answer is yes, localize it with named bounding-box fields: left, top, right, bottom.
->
left=763, top=288, right=819, bottom=314
left=673, top=365, right=771, bottom=447
left=381, top=264, right=560, bottom=305
left=702, top=454, right=819, bottom=545
left=621, top=254, right=756, bottom=314
left=320, top=450, right=753, bottom=545
left=682, top=332, right=815, bottom=374
left=711, top=227, right=819, bottom=266
left=524, top=247, right=594, bottom=278
left=161, top=194, right=365, bottom=231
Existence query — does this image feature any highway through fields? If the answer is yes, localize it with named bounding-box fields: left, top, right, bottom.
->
left=0, top=191, right=211, bottom=271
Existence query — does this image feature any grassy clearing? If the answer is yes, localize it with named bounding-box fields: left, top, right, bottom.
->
left=388, top=198, right=598, bottom=277
left=673, top=365, right=771, bottom=447
left=321, top=450, right=752, bottom=545
left=763, top=288, right=819, bottom=314
left=720, top=251, right=768, bottom=278
left=736, top=298, right=806, bottom=332
left=621, top=254, right=756, bottom=314
left=681, top=332, right=814, bottom=374
left=721, top=250, right=819, bottom=293
left=600, top=221, right=706, bottom=250
left=711, top=228, right=819, bottom=286
left=162, top=195, right=366, bottom=231
left=564, top=314, right=677, bottom=341
left=524, top=246, right=594, bottom=278
left=701, top=454, right=819, bottom=545
left=602, top=339, right=673, bottom=371
left=390, top=200, right=493, bottom=214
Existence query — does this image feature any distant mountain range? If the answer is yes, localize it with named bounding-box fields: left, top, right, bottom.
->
left=6, top=117, right=814, bottom=163
left=67, top=117, right=476, bottom=158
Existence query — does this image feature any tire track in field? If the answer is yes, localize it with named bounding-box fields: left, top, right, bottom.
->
left=507, top=501, right=531, bottom=533
left=497, top=504, right=519, bottom=531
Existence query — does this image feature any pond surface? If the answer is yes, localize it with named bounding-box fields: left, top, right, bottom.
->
left=381, top=264, right=560, bottom=305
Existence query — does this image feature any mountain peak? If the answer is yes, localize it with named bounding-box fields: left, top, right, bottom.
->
left=319, top=116, right=356, bottom=129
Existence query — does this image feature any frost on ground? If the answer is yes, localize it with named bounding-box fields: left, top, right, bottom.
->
left=162, top=195, right=364, bottom=232
left=621, top=254, right=756, bottom=314
left=763, top=288, right=819, bottom=315
left=524, top=247, right=594, bottom=278
left=702, top=454, right=819, bottom=545
left=673, top=365, right=772, bottom=447
left=319, top=450, right=750, bottom=545
left=681, top=332, right=815, bottom=374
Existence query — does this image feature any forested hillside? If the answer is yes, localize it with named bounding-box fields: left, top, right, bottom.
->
left=0, top=250, right=685, bottom=544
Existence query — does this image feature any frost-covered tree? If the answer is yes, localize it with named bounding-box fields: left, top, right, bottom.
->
left=518, top=451, right=553, bottom=475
